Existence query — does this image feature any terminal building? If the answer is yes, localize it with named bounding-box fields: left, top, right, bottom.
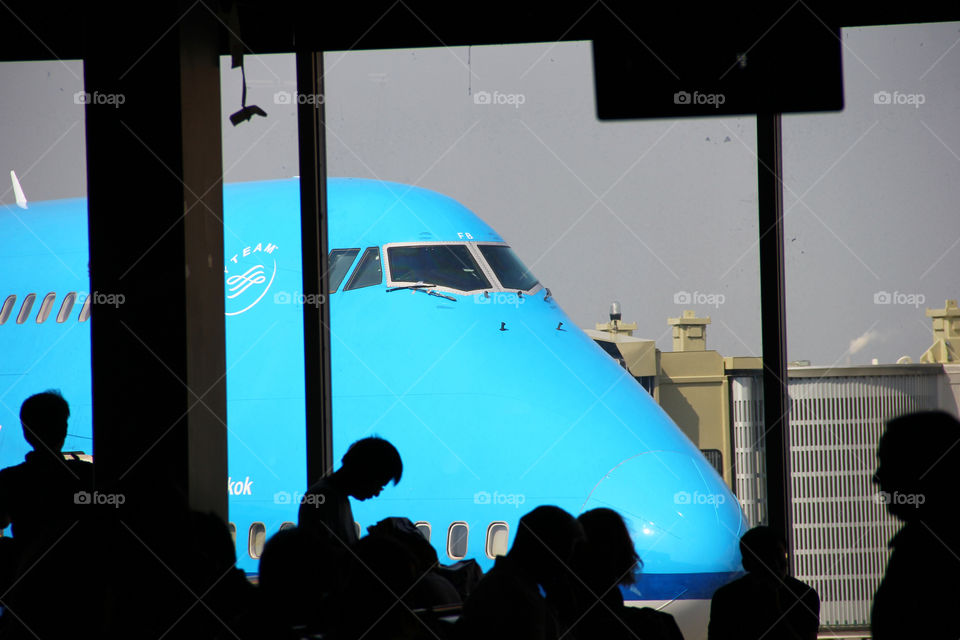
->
left=590, top=299, right=960, bottom=632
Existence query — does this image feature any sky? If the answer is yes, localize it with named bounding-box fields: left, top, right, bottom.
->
left=2, top=21, right=959, bottom=366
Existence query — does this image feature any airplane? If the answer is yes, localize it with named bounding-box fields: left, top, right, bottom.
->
left=1, top=174, right=747, bottom=635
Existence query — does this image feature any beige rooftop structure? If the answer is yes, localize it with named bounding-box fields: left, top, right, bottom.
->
left=920, top=299, right=960, bottom=364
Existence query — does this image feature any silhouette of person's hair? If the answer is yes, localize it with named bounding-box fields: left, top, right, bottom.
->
left=572, top=508, right=682, bottom=640
left=874, top=410, right=960, bottom=522
left=342, top=436, right=403, bottom=486
left=872, top=411, right=960, bottom=639
left=578, top=507, right=641, bottom=586
left=19, top=390, right=70, bottom=454
left=458, top=505, right=584, bottom=640
left=511, top=505, right=583, bottom=584
left=738, top=526, right=788, bottom=577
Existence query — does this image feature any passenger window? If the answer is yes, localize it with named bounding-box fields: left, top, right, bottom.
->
left=447, top=522, right=469, bottom=560
left=0, top=296, right=15, bottom=325
left=414, top=521, right=431, bottom=542
left=343, top=247, right=382, bottom=291
left=16, top=294, right=36, bottom=324
left=328, top=248, right=360, bottom=293
left=228, top=522, right=237, bottom=546
left=279, top=521, right=296, bottom=531
left=57, top=293, right=77, bottom=323
left=485, top=522, right=509, bottom=559
left=36, top=293, right=56, bottom=323
left=248, top=522, right=266, bottom=559
left=78, top=294, right=92, bottom=322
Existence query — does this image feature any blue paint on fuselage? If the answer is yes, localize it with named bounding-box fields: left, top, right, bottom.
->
left=0, top=178, right=747, bottom=602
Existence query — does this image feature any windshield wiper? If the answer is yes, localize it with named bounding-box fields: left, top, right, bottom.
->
left=386, top=283, right=457, bottom=302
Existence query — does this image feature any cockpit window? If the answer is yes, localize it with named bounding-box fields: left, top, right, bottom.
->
left=388, top=245, right=491, bottom=292
left=344, top=247, right=382, bottom=291
left=478, top=245, right=539, bottom=291
left=328, top=248, right=360, bottom=293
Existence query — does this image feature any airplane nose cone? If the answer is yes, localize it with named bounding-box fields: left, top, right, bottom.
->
left=582, top=450, right=746, bottom=576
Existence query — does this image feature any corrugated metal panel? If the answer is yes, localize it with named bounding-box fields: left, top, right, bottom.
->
left=731, top=371, right=940, bottom=628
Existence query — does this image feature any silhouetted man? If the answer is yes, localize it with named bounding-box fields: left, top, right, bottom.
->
left=871, top=411, right=960, bottom=639
left=297, top=436, right=402, bottom=546
left=0, top=391, right=93, bottom=552
left=458, top=505, right=585, bottom=640
left=709, top=526, right=819, bottom=640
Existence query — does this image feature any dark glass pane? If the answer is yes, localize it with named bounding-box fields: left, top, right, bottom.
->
left=344, top=247, right=382, bottom=291
left=388, top=245, right=490, bottom=292
left=328, top=248, right=360, bottom=293
left=479, top=245, right=539, bottom=291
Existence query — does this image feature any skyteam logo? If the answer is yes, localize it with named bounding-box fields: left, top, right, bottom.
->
left=224, top=242, right=279, bottom=316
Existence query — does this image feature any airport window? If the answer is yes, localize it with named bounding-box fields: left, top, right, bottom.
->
left=447, top=522, right=469, bottom=560
left=0, top=296, right=15, bottom=325
left=414, top=521, right=431, bottom=542
left=248, top=522, right=266, bottom=559
left=485, top=522, right=509, bottom=559
left=478, top=245, right=539, bottom=291
left=279, top=521, right=295, bottom=531
left=16, top=294, right=36, bottom=325
left=228, top=522, right=237, bottom=546
left=388, top=245, right=491, bottom=292
left=56, top=293, right=77, bottom=323
left=343, top=247, right=382, bottom=291
left=78, top=294, right=92, bottom=322
left=328, top=248, right=360, bottom=292
left=36, top=293, right=56, bottom=324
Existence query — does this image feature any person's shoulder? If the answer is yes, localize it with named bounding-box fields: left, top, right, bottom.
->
left=0, top=461, right=27, bottom=483
left=712, top=574, right=750, bottom=598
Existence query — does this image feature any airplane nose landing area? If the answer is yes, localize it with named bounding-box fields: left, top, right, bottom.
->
left=582, top=450, right=746, bottom=599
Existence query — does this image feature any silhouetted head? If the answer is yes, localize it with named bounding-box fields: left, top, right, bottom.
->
left=510, top=506, right=584, bottom=589
left=740, top=526, right=788, bottom=579
left=578, top=508, right=641, bottom=586
left=19, top=391, right=69, bottom=454
left=875, top=411, right=960, bottom=521
left=339, top=437, right=402, bottom=500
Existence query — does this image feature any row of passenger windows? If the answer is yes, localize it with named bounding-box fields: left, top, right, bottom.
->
left=232, top=520, right=510, bottom=561
left=0, top=292, right=91, bottom=326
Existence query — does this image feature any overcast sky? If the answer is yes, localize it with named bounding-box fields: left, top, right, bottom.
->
left=2, top=21, right=958, bottom=366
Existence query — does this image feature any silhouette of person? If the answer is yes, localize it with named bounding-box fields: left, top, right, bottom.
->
left=571, top=508, right=684, bottom=640
left=457, top=505, right=585, bottom=640
left=871, top=410, right=960, bottom=639
left=0, top=391, right=93, bottom=552
left=708, top=526, right=819, bottom=640
left=298, top=436, right=402, bottom=546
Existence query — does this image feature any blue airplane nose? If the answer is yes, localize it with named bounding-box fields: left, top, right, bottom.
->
left=581, top=450, right=747, bottom=598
